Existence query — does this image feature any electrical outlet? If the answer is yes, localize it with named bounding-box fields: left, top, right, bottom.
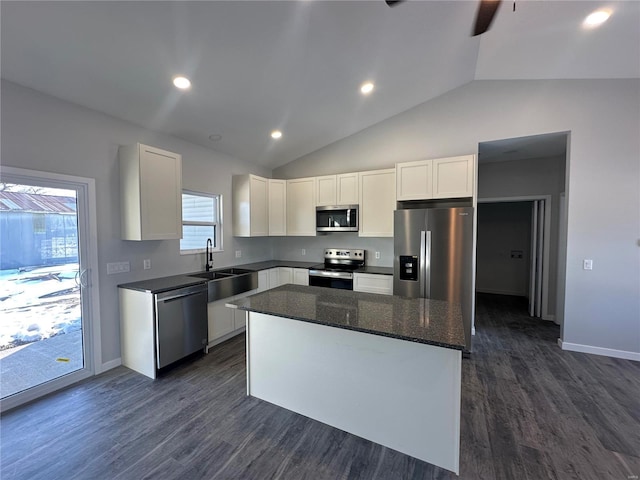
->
left=143, top=259, right=151, bottom=270
left=235, top=250, right=242, bottom=258
left=583, top=259, right=593, bottom=270
left=375, top=251, right=381, bottom=259
left=301, top=249, right=306, bottom=256
left=106, top=261, right=130, bottom=275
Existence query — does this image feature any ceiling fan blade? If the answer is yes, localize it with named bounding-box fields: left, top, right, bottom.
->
left=385, top=0, right=404, bottom=6
left=472, top=0, right=502, bottom=36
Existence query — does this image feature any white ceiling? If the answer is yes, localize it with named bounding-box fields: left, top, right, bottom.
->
left=2, top=1, right=638, bottom=169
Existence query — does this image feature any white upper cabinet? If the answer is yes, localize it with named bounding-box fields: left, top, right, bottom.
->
left=316, top=175, right=337, bottom=206
left=396, top=159, right=433, bottom=201
left=432, top=155, right=475, bottom=199
left=396, top=155, right=475, bottom=201
left=287, top=177, right=317, bottom=236
left=337, top=172, right=359, bottom=205
left=359, top=168, right=396, bottom=237
left=316, top=173, right=359, bottom=206
left=233, top=174, right=269, bottom=237
left=119, top=143, right=182, bottom=241
left=268, top=179, right=287, bottom=236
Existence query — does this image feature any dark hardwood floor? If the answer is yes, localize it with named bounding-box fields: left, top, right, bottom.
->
left=2, top=293, right=639, bottom=479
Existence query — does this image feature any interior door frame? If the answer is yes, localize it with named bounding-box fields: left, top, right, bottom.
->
left=478, top=195, right=552, bottom=320
left=0, top=166, right=101, bottom=412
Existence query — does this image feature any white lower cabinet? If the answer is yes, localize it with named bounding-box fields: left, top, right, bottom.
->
left=208, top=299, right=235, bottom=342
left=353, top=273, right=393, bottom=295
left=293, top=268, right=309, bottom=286
left=257, top=270, right=270, bottom=292
left=279, top=267, right=293, bottom=285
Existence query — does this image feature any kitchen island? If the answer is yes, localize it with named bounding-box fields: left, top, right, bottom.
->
left=228, top=284, right=465, bottom=474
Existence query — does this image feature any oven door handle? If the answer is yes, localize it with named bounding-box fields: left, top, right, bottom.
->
left=308, top=270, right=354, bottom=280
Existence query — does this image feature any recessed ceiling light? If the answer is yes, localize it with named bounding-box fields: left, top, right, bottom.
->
left=583, top=9, right=611, bottom=28
left=360, top=82, right=375, bottom=95
left=271, top=130, right=282, bottom=140
left=172, top=76, right=191, bottom=90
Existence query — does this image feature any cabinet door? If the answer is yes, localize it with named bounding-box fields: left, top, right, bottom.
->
left=268, top=268, right=280, bottom=288
left=432, top=155, right=475, bottom=199
left=120, top=143, right=182, bottom=241
left=336, top=173, right=359, bottom=205
left=316, top=175, right=337, bottom=206
left=249, top=175, right=269, bottom=236
left=257, top=270, right=270, bottom=292
left=359, top=169, right=396, bottom=237
left=268, top=179, right=287, bottom=236
left=353, top=273, right=393, bottom=295
left=293, top=268, right=309, bottom=286
left=396, top=159, right=433, bottom=201
left=207, top=299, right=234, bottom=342
left=139, top=146, right=182, bottom=240
left=279, top=267, right=293, bottom=285
left=287, top=178, right=317, bottom=236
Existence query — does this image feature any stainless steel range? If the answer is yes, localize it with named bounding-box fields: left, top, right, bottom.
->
left=308, top=248, right=365, bottom=290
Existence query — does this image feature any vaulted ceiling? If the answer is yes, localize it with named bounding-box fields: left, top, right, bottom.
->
left=2, top=1, right=638, bottom=169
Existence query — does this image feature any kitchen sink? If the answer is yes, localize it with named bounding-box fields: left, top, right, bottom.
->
left=214, top=268, right=254, bottom=275
left=188, top=269, right=258, bottom=302
left=189, top=271, right=235, bottom=280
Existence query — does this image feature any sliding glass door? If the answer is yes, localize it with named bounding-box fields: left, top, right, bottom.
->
left=0, top=167, right=99, bottom=411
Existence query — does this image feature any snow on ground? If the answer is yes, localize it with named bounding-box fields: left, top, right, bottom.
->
left=0, top=265, right=81, bottom=350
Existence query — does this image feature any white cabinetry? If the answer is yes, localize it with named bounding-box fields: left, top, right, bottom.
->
left=208, top=298, right=235, bottom=342
left=268, top=267, right=280, bottom=288
left=233, top=174, right=269, bottom=237
left=293, top=268, right=309, bottom=286
left=353, top=273, right=393, bottom=295
left=396, top=155, right=475, bottom=201
left=316, top=175, right=337, bottom=206
left=278, top=267, right=293, bottom=286
left=316, top=172, right=359, bottom=206
left=432, top=155, right=475, bottom=199
left=396, top=159, right=433, bottom=201
left=287, top=178, right=316, bottom=236
left=337, top=173, right=359, bottom=205
left=359, top=169, right=396, bottom=237
left=257, top=270, right=270, bottom=292
left=268, top=179, right=287, bottom=236
left=119, top=143, right=182, bottom=241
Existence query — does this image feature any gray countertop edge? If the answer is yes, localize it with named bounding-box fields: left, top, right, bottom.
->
left=237, top=304, right=465, bottom=351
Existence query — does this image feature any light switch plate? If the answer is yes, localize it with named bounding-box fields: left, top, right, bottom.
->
left=235, top=250, right=242, bottom=258
left=107, top=261, right=130, bottom=275
left=583, top=259, right=593, bottom=270
left=143, top=259, right=151, bottom=270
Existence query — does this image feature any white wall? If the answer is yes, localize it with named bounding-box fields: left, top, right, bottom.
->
left=275, top=79, right=640, bottom=359
left=1, top=80, right=274, bottom=367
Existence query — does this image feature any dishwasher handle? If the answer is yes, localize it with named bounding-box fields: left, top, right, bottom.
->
left=156, top=284, right=206, bottom=302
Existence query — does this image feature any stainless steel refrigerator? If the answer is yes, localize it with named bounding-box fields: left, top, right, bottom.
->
left=393, top=207, right=474, bottom=352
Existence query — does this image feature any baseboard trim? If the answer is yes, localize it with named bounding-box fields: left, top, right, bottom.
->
left=558, top=340, right=640, bottom=361
left=101, top=358, right=122, bottom=372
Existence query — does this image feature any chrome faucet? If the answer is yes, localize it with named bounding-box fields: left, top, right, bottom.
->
left=205, top=238, right=213, bottom=271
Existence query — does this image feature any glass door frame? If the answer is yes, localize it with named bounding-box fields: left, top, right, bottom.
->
left=0, top=166, right=101, bottom=412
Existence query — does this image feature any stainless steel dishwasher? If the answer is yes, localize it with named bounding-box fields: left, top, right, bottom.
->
left=155, top=283, right=208, bottom=369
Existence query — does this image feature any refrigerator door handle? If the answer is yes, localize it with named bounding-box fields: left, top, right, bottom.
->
left=420, top=230, right=432, bottom=298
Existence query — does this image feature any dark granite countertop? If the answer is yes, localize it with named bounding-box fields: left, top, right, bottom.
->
left=353, top=266, right=394, bottom=275
left=118, top=274, right=207, bottom=294
left=229, top=284, right=465, bottom=351
left=118, top=260, right=393, bottom=294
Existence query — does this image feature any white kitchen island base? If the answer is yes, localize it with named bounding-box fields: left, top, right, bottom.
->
left=246, top=311, right=462, bottom=474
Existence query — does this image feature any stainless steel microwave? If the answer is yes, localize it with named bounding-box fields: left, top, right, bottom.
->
left=316, top=205, right=358, bottom=232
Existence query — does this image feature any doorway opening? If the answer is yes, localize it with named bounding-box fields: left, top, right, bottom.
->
left=476, top=131, right=569, bottom=326
left=0, top=167, right=100, bottom=412
left=476, top=197, right=551, bottom=318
